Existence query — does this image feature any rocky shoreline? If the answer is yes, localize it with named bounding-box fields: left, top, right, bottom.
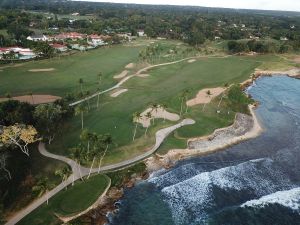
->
left=80, top=68, right=300, bottom=225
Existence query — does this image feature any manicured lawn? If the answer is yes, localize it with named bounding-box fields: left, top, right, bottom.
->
left=0, top=45, right=143, bottom=97
left=48, top=55, right=263, bottom=166
left=18, top=174, right=110, bottom=225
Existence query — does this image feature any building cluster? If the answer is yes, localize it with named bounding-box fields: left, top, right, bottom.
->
left=0, top=47, right=36, bottom=60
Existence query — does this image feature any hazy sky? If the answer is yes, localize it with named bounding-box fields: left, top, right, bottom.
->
left=77, top=0, right=300, bottom=12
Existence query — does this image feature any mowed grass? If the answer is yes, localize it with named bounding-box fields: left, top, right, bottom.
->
left=18, top=174, right=110, bottom=225
left=48, top=55, right=265, bottom=165
left=0, top=45, right=143, bottom=97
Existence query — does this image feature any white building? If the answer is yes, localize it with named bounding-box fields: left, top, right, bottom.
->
left=88, top=35, right=106, bottom=46
left=27, top=35, right=49, bottom=42
left=137, top=30, right=146, bottom=37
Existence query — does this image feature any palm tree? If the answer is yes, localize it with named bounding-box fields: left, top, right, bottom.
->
left=203, top=90, right=212, bottom=111
left=150, top=103, right=159, bottom=124
left=97, top=72, right=102, bottom=85
left=80, top=129, right=94, bottom=154
left=55, top=166, right=71, bottom=189
left=96, top=88, right=101, bottom=109
left=28, top=92, right=34, bottom=104
left=179, top=91, right=186, bottom=117
left=184, top=89, right=191, bottom=114
left=5, top=93, right=11, bottom=100
left=87, top=149, right=97, bottom=179
left=144, top=112, right=152, bottom=137
left=70, top=147, right=84, bottom=181
left=75, top=104, right=88, bottom=130
left=132, top=112, right=142, bottom=141
left=161, top=103, right=168, bottom=122
left=97, top=134, right=112, bottom=173
left=32, top=177, right=54, bottom=205
left=79, top=78, right=84, bottom=94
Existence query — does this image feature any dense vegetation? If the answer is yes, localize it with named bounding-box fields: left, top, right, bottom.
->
left=1, top=0, right=300, bottom=52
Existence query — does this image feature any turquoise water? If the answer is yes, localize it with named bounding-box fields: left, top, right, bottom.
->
left=109, top=76, right=300, bottom=225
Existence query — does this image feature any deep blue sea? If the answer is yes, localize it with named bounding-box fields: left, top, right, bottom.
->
left=109, top=76, right=300, bottom=225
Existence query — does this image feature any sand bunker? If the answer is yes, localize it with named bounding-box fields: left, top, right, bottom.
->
left=137, top=74, right=150, bottom=78
left=125, top=63, right=135, bottom=69
left=110, top=89, right=128, bottom=97
left=136, top=106, right=180, bottom=128
left=187, top=87, right=226, bottom=107
left=0, top=95, right=61, bottom=105
left=114, top=70, right=129, bottom=79
left=28, top=68, right=55, bottom=72
left=188, top=59, right=196, bottom=63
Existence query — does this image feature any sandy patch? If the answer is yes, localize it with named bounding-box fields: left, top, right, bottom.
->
left=186, top=87, right=226, bottom=107
left=188, top=59, right=196, bottom=63
left=0, top=95, right=61, bottom=105
left=125, top=63, right=135, bottom=69
left=110, top=88, right=128, bottom=97
left=114, top=70, right=129, bottom=79
left=292, top=57, right=300, bottom=63
left=28, top=68, right=55, bottom=72
left=136, top=106, right=180, bottom=128
left=137, top=74, right=150, bottom=78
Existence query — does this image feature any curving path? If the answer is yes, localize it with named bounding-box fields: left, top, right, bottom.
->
left=5, top=118, right=195, bottom=225
left=69, top=57, right=200, bottom=107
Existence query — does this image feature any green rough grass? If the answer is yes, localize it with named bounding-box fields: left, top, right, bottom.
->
left=18, top=174, right=110, bottom=225
left=0, top=45, right=143, bottom=97
left=48, top=55, right=263, bottom=166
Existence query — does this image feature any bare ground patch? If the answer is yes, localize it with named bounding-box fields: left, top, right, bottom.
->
left=135, top=106, right=180, bottom=128
left=188, top=59, right=196, bottom=63
left=28, top=68, right=55, bottom=72
left=125, top=63, right=135, bottom=69
left=113, top=70, right=129, bottom=79
left=187, top=87, right=225, bottom=107
left=137, top=74, right=150, bottom=78
left=0, top=95, right=61, bottom=104
left=110, top=88, right=128, bottom=98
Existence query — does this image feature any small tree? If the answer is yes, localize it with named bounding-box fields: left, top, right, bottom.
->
left=132, top=112, right=142, bottom=141
left=0, top=124, right=39, bottom=156
left=55, top=166, right=71, bottom=189
left=144, top=112, right=152, bottom=137
left=75, top=104, right=88, bottom=130
left=78, top=78, right=84, bottom=94
left=32, top=176, right=54, bottom=205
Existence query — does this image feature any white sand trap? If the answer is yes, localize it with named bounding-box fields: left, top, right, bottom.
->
left=187, top=87, right=226, bottom=107
left=110, top=88, right=128, bottom=97
left=188, top=59, right=196, bottom=63
left=0, top=95, right=61, bottom=105
left=114, top=70, right=129, bottom=79
left=137, top=74, right=150, bottom=78
left=28, top=68, right=55, bottom=72
left=136, top=106, right=180, bottom=128
left=125, top=63, right=135, bottom=69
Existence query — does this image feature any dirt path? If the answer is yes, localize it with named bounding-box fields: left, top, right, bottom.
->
left=5, top=119, right=195, bottom=225
left=69, top=56, right=201, bottom=107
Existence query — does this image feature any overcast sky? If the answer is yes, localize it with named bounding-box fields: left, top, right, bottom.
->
left=77, top=0, right=300, bottom=12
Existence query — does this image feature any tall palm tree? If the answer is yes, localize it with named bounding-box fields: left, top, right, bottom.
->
left=97, top=134, right=112, bottom=173
left=144, top=112, right=152, bottom=137
left=161, top=103, right=168, bottom=122
left=32, top=177, right=54, bottom=205
left=97, top=72, right=102, bottom=85
left=203, top=90, right=212, bottom=111
left=132, top=112, right=142, bottom=141
left=96, top=88, right=101, bottom=109
left=28, top=92, right=34, bottom=104
left=150, top=103, right=159, bottom=124
left=70, top=147, right=84, bottom=181
left=55, top=166, right=71, bottom=189
left=184, top=89, right=191, bottom=113
left=87, top=148, right=97, bottom=179
left=79, top=78, right=84, bottom=94
left=75, top=104, right=88, bottom=130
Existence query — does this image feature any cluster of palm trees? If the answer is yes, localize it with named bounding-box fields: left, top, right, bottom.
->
left=132, top=103, right=168, bottom=141
left=70, top=130, right=112, bottom=180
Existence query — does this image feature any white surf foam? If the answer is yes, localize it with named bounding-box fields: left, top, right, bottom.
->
left=242, top=187, right=300, bottom=211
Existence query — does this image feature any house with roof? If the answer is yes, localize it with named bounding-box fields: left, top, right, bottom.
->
left=88, top=34, right=106, bottom=46
left=49, top=43, right=68, bottom=52
left=137, top=30, right=146, bottom=37
left=27, top=35, right=49, bottom=42
left=0, top=47, right=36, bottom=60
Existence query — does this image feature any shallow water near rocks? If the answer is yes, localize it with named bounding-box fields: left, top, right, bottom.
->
left=108, top=76, right=300, bottom=225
